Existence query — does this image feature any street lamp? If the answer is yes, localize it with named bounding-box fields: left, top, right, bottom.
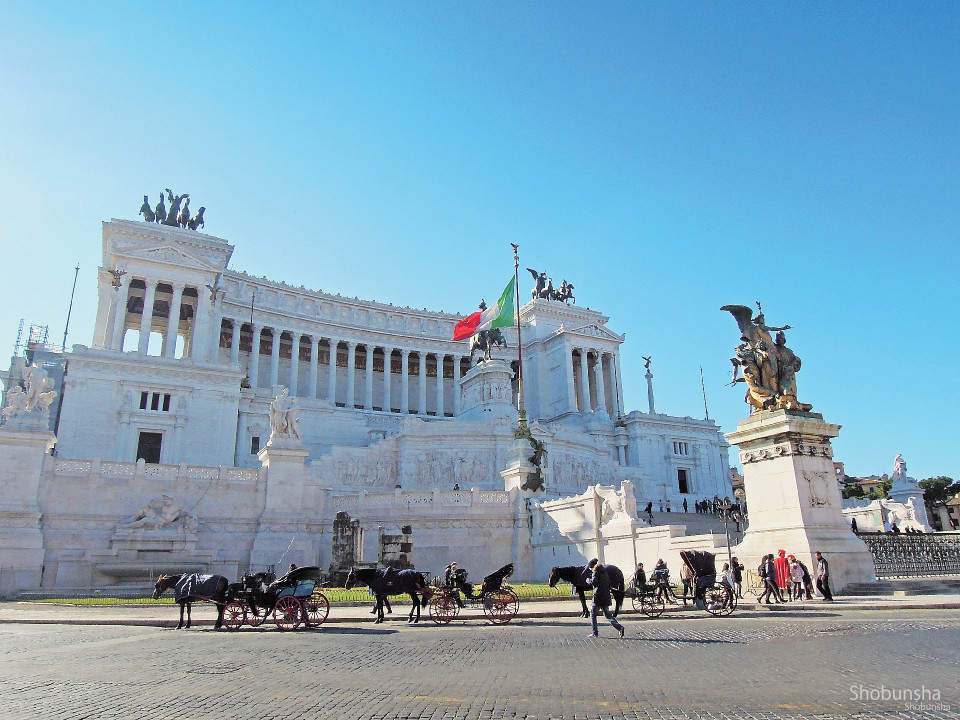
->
left=715, top=496, right=747, bottom=570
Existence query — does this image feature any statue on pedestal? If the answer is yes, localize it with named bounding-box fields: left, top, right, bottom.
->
left=141, top=189, right=207, bottom=230
left=722, top=302, right=812, bottom=412
left=118, top=494, right=197, bottom=532
left=1, top=363, right=58, bottom=428
left=268, top=388, right=301, bottom=441
left=468, top=299, right=507, bottom=364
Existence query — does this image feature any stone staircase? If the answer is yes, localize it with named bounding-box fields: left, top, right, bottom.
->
left=650, top=511, right=739, bottom=537
left=842, top=576, right=960, bottom=596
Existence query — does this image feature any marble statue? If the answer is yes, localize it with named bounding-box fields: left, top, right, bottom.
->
left=722, top=302, right=812, bottom=412
left=119, top=494, right=197, bottom=531
left=892, top=453, right=907, bottom=481
left=269, top=388, right=301, bottom=440
left=1, top=363, right=58, bottom=427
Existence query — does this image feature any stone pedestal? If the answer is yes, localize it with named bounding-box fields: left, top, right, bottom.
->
left=726, top=410, right=875, bottom=592
left=457, top=360, right=517, bottom=422
left=250, top=441, right=318, bottom=570
left=0, top=428, right=54, bottom=597
left=501, top=435, right=543, bottom=494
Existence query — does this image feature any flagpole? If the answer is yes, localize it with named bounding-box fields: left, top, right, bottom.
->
left=510, top=243, right=528, bottom=436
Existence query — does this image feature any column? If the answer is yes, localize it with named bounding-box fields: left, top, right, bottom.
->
left=268, top=328, right=282, bottom=387
left=308, top=336, right=319, bottom=399
left=400, top=349, right=410, bottom=414
left=248, top=324, right=262, bottom=387
left=289, top=332, right=302, bottom=395
left=327, top=339, right=339, bottom=404
left=435, top=354, right=445, bottom=416
left=565, top=343, right=577, bottom=413
left=578, top=348, right=590, bottom=413
left=364, top=345, right=374, bottom=410
left=417, top=351, right=427, bottom=415
left=593, top=355, right=607, bottom=414
left=137, top=280, right=157, bottom=354
left=162, top=282, right=184, bottom=358
left=229, top=320, right=242, bottom=364
left=382, top=347, right=393, bottom=412
left=110, top=276, right=131, bottom=350
left=346, top=341, right=357, bottom=408
left=452, top=357, right=462, bottom=416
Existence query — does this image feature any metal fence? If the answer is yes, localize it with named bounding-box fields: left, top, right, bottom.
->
left=857, top=532, right=960, bottom=578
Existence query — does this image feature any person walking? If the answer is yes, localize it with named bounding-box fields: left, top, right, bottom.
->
left=815, top=551, right=834, bottom=601
left=731, top=556, right=744, bottom=599
left=679, top=558, right=693, bottom=600
left=789, top=555, right=804, bottom=601
left=757, top=554, right=784, bottom=604
left=773, top=550, right=791, bottom=602
left=585, top=561, right=625, bottom=638
left=645, top=501, right=654, bottom=525
left=633, top=562, right=646, bottom=594
left=798, top=558, right=814, bottom=600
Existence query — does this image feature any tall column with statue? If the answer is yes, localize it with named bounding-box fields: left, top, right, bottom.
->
left=721, top=303, right=875, bottom=592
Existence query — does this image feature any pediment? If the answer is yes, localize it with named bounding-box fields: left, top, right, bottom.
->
left=116, top=243, right=220, bottom=272
left=565, top=323, right=624, bottom=343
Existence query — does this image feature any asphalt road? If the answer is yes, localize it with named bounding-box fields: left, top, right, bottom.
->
left=1, top=608, right=956, bottom=720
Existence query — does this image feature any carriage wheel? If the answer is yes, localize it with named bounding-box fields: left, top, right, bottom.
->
left=222, top=602, right=247, bottom=630
left=705, top=583, right=734, bottom=617
left=274, top=596, right=302, bottom=631
left=303, top=593, right=330, bottom=627
left=483, top=589, right=519, bottom=625
left=246, top=603, right=269, bottom=627
left=631, top=594, right=644, bottom=613
left=641, top=594, right=665, bottom=618
left=429, top=593, right=459, bottom=625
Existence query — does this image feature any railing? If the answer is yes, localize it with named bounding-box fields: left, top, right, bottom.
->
left=857, top=532, right=960, bottom=578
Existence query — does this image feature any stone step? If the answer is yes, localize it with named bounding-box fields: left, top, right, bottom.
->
left=843, top=577, right=960, bottom=596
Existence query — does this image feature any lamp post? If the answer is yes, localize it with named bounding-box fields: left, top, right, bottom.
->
left=715, top=496, right=747, bottom=570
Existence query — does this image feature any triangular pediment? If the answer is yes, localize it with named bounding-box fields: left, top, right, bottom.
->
left=565, top=323, right=623, bottom=343
left=117, top=243, right=220, bottom=272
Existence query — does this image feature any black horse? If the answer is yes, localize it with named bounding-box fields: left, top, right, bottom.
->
left=345, top=567, right=433, bottom=624
left=548, top=563, right=625, bottom=617
left=153, top=573, right=229, bottom=629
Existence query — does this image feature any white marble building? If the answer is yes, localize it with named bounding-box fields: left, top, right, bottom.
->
left=0, top=219, right=732, bottom=592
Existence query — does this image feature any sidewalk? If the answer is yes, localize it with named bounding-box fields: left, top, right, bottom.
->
left=1, top=592, right=958, bottom=627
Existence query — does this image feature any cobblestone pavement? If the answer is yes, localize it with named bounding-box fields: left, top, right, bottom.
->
left=1, top=609, right=956, bottom=720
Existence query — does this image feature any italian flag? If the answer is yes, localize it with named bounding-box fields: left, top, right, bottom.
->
left=452, top=277, right=516, bottom=341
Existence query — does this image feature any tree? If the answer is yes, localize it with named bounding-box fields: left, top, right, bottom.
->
left=866, top=478, right=893, bottom=501
left=920, top=476, right=959, bottom=507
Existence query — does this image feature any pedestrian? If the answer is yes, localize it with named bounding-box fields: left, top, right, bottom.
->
left=773, top=550, right=791, bottom=602
left=718, top=562, right=735, bottom=609
left=633, top=562, right=646, bottom=596
left=679, top=557, right=693, bottom=599
left=666, top=499, right=671, bottom=513
left=682, top=498, right=688, bottom=513
left=659, top=500, right=664, bottom=512
left=815, top=551, right=833, bottom=601
left=798, top=558, right=814, bottom=600
left=757, top=554, right=784, bottom=604
left=850, top=517, right=858, bottom=533
left=788, top=555, right=804, bottom=601
left=585, top=561, right=625, bottom=638
left=731, top=556, right=744, bottom=598
left=645, top=501, right=654, bottom=525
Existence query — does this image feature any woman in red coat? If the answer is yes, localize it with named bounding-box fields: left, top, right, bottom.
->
left=773, top=549, right=791, bottom=601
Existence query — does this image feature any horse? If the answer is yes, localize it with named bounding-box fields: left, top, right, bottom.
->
left=548, top=563, right=625, bottom=617
left=153, top=573, right=229, bottom=629
left=154, top=194, right=167, bottom=223
left=345, top=567, right=433, bottom=624
left=139, top=195, right=155, bottom=223
left=469, top=328, right=506, bottom=364
left=187, top=206, right=205, bottom=230
left=177, top=197, right=192, bottom=228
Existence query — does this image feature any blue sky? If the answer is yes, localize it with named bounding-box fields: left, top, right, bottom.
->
left=1, top=2, right=957, bottom=481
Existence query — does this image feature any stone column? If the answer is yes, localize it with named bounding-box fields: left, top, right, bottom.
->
left=646, top=366, right=655, bottom=414
left=565, top=344, right=577, bottom=413
left=364, top=345, right=374, bottom=410
left=345, top=341, right=356, bottom=408
left=229, top=320, right=242, bottom=364
left=248, top=324, right=262, bottom=387
left=289, top=332, right=302, bottom=396
left=269, top=328, right=282, bottom=387
left=400, top=349, right=410, bottom=414
left=327, top=339, right=339, bottom=404
left=435, top=354, right=445, bottom=416
left=162, top=282, right=184, bottom=358
left=110, top=276, right=131, bottom=350
left=417, top=351, right=427, bottom=415
left=308, top=336, right=319, bottom=399
left=593, top=356, right=607, bottom=414
left=137, top=280, right=157, bottom=355
left=452, top=357, right=462, bottom=416
left=382, top=347, right=393, bottom=412
left=578, top=348, right=590, bottom=413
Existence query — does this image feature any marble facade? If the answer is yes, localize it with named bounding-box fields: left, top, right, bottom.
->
left=0, top=219, right=733, bottom=593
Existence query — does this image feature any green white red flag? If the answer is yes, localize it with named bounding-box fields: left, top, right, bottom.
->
left=452, top=277, right=516, bottom=341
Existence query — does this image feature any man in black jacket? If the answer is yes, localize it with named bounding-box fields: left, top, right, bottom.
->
left=815, top=552, right=834, bottom=601
left=586, top=562, right=625, bottom=638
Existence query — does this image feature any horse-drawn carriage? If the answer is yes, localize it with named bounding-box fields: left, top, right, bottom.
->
left=222, top=566, right=330, bottom=631
left=429, top=562, right=519, bottom=625
left=630, top=551, right=734, bottom=618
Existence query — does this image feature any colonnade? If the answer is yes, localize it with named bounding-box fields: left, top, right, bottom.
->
left=223, top=319, right=470, bottom=417
left=105, top=276, right=207, bottom=359
left=570, top=346, right=622, bottom=417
